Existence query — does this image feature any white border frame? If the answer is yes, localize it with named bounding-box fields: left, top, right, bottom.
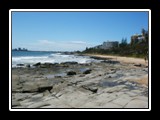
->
left=9, top=9, right=151, bottom=111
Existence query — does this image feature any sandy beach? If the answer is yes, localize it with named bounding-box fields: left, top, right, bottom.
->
left=85, top=54, right=148, bottom=66
left=12, top=55, right=149, bottom=108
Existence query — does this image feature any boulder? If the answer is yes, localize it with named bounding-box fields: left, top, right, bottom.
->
left=53, top=63, right=59, bottom=65
left=83, top=69, right=92, bottom=74
left=134, top=64, right=141, bottom=67
left=33, top=62, right=41, bottom=66
left=101, top=60, right=120, bottom=64
left=26, top=64, right=30, bottom=68
left=54, top=76, right=62, bottom=78
left=17, top=64, right=24, bottom=66
left=90, top=56, right=107, bottom=60
left=38, top=86, right=53, bottom=92
left=21, top=81, right=52, bottom=93
left=110, top=61, right=120, bottom=64
left=61, top=62, right=78, bottom=65
left=67, top=71, right=76, bottom=75
left=108, top=76, right=112, bottom=78
left=82, top=85, right=98, bottom=93
left=79, top=74, right=85, bottom=77
left=40, top=63, right=54, bottom=68
left=89, top=87, right=98, bottom=93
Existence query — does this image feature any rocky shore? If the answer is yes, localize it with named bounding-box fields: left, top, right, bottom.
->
left=12, top=56, right=148, bottom=108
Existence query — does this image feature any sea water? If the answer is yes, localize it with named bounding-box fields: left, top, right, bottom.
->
left=12, top=51, right=98, bottom=67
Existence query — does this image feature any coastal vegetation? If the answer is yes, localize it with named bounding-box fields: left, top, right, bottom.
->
left=82, top=29, right=148, bottom=58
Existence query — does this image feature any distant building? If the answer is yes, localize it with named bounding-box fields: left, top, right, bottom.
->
left=130, top=29, right=148, bottom=45
left=12, top=48, right=28, bottom=51
left=94, top=41, right=119, bottom=49
left=130, top=34, right=145, bottom=45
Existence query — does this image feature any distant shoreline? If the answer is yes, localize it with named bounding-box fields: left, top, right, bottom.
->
left=12, top=50, right=76, bottom=54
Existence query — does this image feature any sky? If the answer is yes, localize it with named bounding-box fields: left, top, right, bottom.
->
left=12, top=11, right=148, bottom=51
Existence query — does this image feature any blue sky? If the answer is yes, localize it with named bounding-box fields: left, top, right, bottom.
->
left=12, top=11, right=148, bottom=51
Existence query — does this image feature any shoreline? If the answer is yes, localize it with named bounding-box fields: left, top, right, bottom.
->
left=84, top=54, right=148, bottom=66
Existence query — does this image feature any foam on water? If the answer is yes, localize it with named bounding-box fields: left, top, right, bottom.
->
left=12, top=52, right=98, bottom=67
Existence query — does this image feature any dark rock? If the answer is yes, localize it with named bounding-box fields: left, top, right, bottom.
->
left=101, top=60, right=120, bottom=64
left=67, top=71, right=76, bottom=75
left=44, top=63, right=53, bottom=65
left=90, top=56, right=108, bottom=60
left=110, top=61, right=120, bottom=64
left=53, top=63, right=59, bottom=66
left=101, top=60, right=110, bottom=63
left=55, top=76, right=62, bottom=78
left=38, top=86, right=53, bottom=92
left=22, top=89, right=38, bottom=93
left=108, top=76, right=111, bottom=78
left=40, top=64, right=47, bottom=68
left=61, top=61, right=78, bottom=65
left=108, top=70, right=116, bottom=74
left=82, top=85, right=98, bottom=93
left=79, top=74, right=85, bottom=77
left=17, top=64, right=24, bottom=66
left=83, top=69, right=92, bottom=74
left=33, top=62, right=41, bottom=66
left=80, top=63, right=92, bottom=66
left=134, top=64, right=141, bottom=67
left=22, top=86, right=53, bottom=93
left=89, top=87, right=98, bottom=93
left=26, top=64, right=30, bottom=68
left=40, top=63, right=54, bottom=68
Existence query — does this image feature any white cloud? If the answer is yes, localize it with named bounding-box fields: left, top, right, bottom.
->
left=70, top=41, right=86, bottom=44
left=38, top=40, right=55, bottom=45
left=24, top=40, right=96, bottom=51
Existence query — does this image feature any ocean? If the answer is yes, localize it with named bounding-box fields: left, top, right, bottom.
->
left=12, top=51, right=97, bottom=67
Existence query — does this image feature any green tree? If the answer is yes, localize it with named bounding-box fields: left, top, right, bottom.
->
left=120, top=38, right=127, bottom=47
left=141, top=28, right=146, bottom=36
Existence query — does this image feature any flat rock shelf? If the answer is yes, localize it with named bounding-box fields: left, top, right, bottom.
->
left=12, top=60, right=148, bottom=108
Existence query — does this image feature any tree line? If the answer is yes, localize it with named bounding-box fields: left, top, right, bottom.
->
left=82, top=29, right=148, bottom=58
